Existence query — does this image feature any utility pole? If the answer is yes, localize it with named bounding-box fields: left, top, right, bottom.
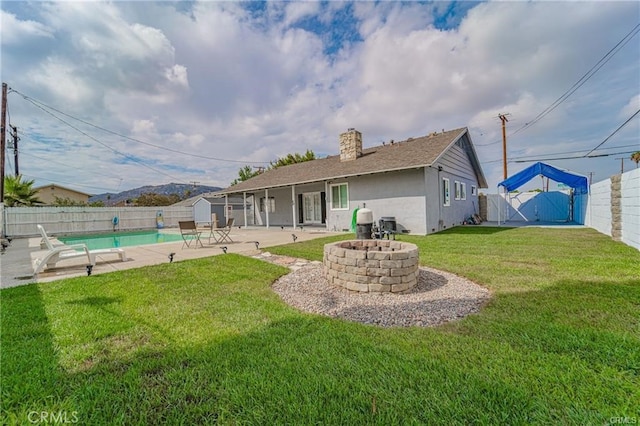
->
left=498, top=113, right=510, bottom=180
left=11, top=125, right=18, bottom=176
left=1, top=83, right=7, bottom=204
left=615, top=157, right=625, bottom=174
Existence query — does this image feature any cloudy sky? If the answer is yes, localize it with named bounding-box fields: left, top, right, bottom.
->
left=1, top=1, right=639, bottom=195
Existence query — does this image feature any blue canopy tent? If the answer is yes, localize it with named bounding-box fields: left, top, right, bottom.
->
left=498, top=162, right=588, bottom=194
left=497, top=162, right=589, bottom=224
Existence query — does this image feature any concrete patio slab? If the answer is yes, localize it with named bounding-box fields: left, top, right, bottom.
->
left=0, top=227, right=342, bottom=289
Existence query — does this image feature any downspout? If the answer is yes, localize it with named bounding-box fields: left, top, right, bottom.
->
left=423, top=167, right=430, bottom=235
left=437, top=165, right=443, bottom=231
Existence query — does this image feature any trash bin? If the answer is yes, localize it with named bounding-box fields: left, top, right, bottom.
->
left=356, top=208, right=373, bottom=239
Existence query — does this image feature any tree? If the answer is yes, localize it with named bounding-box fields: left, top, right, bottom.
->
left=3, top=175, right=43, bottom=207
left=231, top=150, right=316, bottom=186
left=54, top=196, right=86, bottom=206
left=269, top=149, right=316, bottom=168
left=135, top=192, right=181, bottom=206
left=631, top=151, right=640, bottom=168
left=231, top=165, right=262, bottom=186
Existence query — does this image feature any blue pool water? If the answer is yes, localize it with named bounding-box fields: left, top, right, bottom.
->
left=59, top=230, right=186, bottom=250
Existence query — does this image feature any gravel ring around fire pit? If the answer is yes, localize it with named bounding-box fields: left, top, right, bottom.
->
left=270, top=261, right=491, bottom=328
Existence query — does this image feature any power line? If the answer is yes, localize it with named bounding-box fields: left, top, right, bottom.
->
left=510, top=22, right=640, bottom=137
left=20, top=173, right=122, bottom=193
left=474, top=22, right=640, bottom=148
left=10, top=88, right=269, bottom=165
left=583, top=108, right=640, bottom=157
left=506, top=143, right=640, bottom=162
left=18, top=149, right=122, bottom=182
left=11, top=93, right=192, bottom=184
left=512, top=150, right=637, bottom=163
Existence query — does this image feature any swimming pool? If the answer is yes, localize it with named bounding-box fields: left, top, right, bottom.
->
left=59, top=230, right=187, bottom=250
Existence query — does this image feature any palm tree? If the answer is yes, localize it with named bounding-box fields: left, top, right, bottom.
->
left=631, top=151, right=640, bottom=168
left=3, top=175, right=43, bottom=206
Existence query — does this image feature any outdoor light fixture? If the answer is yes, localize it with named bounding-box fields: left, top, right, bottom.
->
left=291, top=234, right=298, bottom=242
left=254, top=241, right=260, bottom=250
left=221, top=246, right=228, bottom=254
left=86, top=265, right=93, bottom=276
left=168, top=253, right=175, bottom=263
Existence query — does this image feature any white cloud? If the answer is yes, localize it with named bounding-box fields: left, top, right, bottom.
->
left=1, top=1, right=638, bottom=193
left=620, top=94, right=640, bottom=119
left=283, top=2, right=319, bottom=27
left=0, top=10, right=53, bottom=44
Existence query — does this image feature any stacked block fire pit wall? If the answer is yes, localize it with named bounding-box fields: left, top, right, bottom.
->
left=323, top=240, right=420, bottom=293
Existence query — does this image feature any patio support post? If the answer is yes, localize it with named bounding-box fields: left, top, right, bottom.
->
left=291, top=185, right=296, bottom=230
left=243, top=192, right=248, bottom=228
left=265, top=188, right=270, bottom=228
left=224, top=195, right=229, bottom=222
left=324, top=181, right=329, bottom=230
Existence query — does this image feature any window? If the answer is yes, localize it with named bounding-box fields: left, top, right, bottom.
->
left=454, top=181, right=461, bottom=200
left=442, top=178, right=450, bottom=206
left=331, top=183, right=348, bottom=210
left=471, top=185, right=477, bottom=196
left=259, top=197, right=275, bottom=213
left=461, top=182, right=467, bottom=200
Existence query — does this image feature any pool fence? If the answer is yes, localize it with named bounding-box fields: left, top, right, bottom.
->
left=1, top=206, right=193, bottom=237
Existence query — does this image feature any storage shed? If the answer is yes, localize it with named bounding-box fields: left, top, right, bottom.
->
left=192, top=196, right=249, bottom=226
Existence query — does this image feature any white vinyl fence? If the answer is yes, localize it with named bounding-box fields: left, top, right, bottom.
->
left=484, top=169, right=639, bottom=250
left=1, top=206, right=194, bottom=237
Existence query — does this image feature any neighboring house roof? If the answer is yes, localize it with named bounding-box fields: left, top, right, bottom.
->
left=171, top=191, right=219, bottom=207
left=33, top=184, right=92, bottom=197
left=217, top=127, right=487, bottom=194
left=172, top=193, right=248, bottom=207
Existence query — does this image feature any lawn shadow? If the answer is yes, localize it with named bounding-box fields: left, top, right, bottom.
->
left=0, top=284, right=71, bottom=423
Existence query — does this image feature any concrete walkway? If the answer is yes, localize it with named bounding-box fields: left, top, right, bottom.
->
left=0, top=227, right=342, bottom=289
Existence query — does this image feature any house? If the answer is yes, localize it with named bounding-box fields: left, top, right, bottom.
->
left=215, top=127, right=488, bottom=235
left=33, top=184, right=91, bottom=206
left=192, top=196, right=249, bottom=226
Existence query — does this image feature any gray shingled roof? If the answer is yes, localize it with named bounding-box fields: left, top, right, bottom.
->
left=217, top=127, right=486, bottom=194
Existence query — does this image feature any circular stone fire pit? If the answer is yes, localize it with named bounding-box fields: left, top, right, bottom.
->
left=323, top=240, right=419, bottom=293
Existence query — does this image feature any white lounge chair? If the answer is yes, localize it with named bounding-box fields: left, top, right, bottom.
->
left=33, top=225, right=127, bottom=274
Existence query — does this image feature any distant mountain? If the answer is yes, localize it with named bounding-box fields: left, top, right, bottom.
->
left=89, top=183, right=221, bottom=206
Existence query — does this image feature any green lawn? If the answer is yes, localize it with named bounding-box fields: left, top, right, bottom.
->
left=2, top=227, right=639, bottom=424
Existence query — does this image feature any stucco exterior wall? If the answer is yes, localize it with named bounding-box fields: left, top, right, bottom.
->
left=432, top=141, right=482, bottom=232
left=327, top=169, right=427, bottom=234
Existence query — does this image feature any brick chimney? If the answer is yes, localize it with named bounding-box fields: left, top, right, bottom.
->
left=339, top=128, right=362, bottom=161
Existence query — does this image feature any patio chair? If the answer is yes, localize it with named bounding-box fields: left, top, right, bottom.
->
left=179, top=220, right=204, bottom=248
left=210, top=218, right=234, bottom=244
left=33, top=225, right=127, bottom=274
